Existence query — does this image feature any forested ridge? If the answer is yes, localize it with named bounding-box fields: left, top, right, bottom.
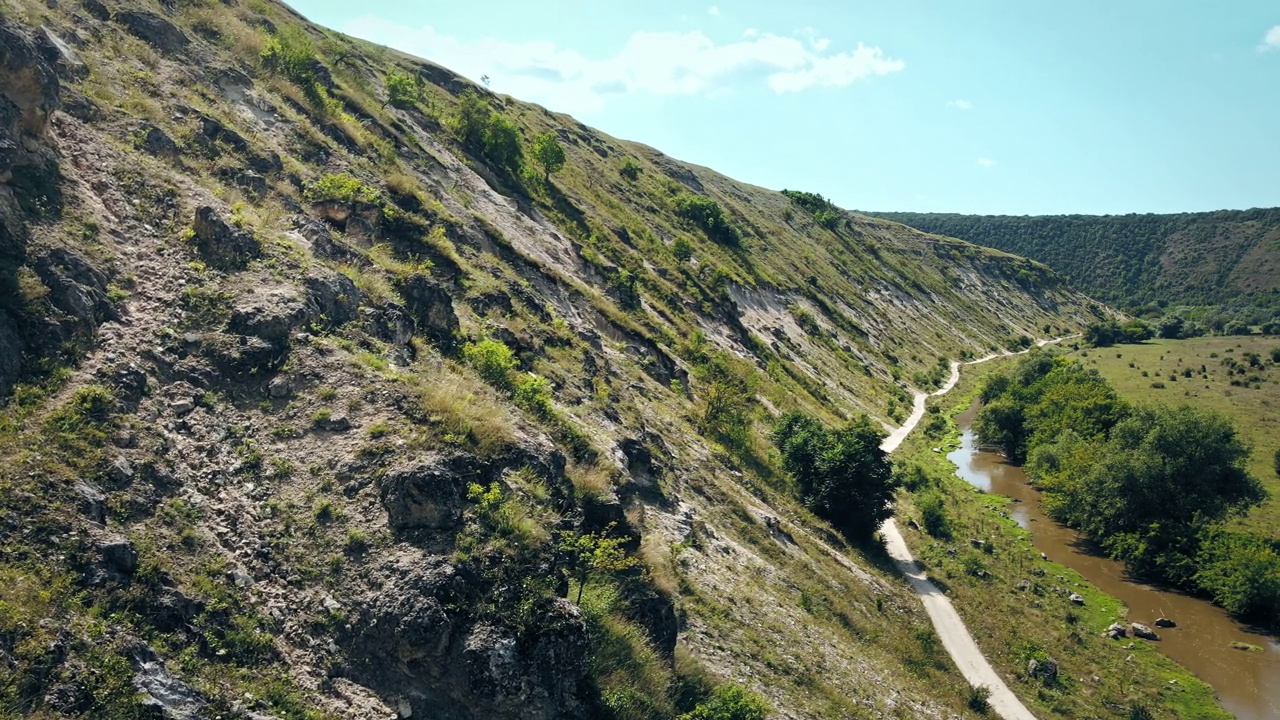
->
left=868, top=209, right=1280, bottom=315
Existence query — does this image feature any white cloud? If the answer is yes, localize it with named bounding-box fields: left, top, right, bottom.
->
left=976, top=157, right=996, bottom=168
left=708, top=5, right=720, bottom=16
left=341, top=17, right=905, bottom=114
left=946, top=98, right=973, bottom=110
left=1260, top=25, right=1280, bottom=51
left=743, top=28, right=759, bottom=38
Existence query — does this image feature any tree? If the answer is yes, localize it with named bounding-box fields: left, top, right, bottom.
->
left=671, top=237, right=693, bottom=262
left=557, top=527, right=636, bottom=603
left=530, top=132, right=566, bottom=181
left=481, top=113, right=523, bottom=175
left=1194, top=528, right=1280, bottom=618
left=385, top=70, right=422, bottom=109
left=1158, top=315, right=1185, bottom=339
left=773, top=412, right=896, bottom=540
left=619, top=157, right=642, bottom=181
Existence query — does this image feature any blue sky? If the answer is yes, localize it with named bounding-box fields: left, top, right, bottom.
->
left=290, top=1, right=1280, bottom=215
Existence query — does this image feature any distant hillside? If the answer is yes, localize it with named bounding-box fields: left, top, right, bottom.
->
left=867, top=209, right=1280, bottom=316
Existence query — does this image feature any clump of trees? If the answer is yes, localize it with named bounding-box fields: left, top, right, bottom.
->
left=772, top=412, right=896, bottom=540
left=781, top=189, right=842, bottom=230
left=978, top=354, right=1277, bottom=618
left=672, top=193, right=741, bottom=246
left=449, top=89, right=523, bottom=175
left=1084, top=318, right=1153, bottom=346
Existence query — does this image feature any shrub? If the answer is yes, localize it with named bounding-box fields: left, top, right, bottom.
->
left=260, top=27, right=317, bottom=84
left=671, top=237, right=693, bottom=262
left=449, top=89, right=523, bottom=175
left=385, top=70, right=422, bottom=109
left=672, top=193, right=740, bottom=246
left=512, top=373, right=554, bottom=418
left=917, top=491, right=950, bottom=538
left=462, top=339, right=518, bottom=389
left=619, top=157, right=642, bottom=181
left=678, top=684, right=768, bottom=720
left=305, top=173, right=381, bottom=205
left=1194, top=528, right=1280, bottom=617
left=966, top=685, right=991, bottom=714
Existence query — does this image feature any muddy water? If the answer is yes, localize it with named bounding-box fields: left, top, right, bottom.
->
left=949, top=401, right=1280, bottom=720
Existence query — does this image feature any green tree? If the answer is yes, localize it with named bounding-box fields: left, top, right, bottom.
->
left=557, top=527, right=637, bottom=603
left=481, top=113, right=523, bottom=174
left=619, top=156, right=642, bottom=181
left=462, top=339, right=518, bottom=389
left=385, top=70, right=422, bottom=109
left=773, top=412, right=896, bottom=540
left=1194, top=529, right=1280, bottom=618
left=530, top=132, right=567, bottom=181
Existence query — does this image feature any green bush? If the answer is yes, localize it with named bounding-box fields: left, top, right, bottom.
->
left=966, top=685, right=991, bottom=714
left=462, top=339, right=518, bottom=389
left=1194, top=529, right=1280, bottom=618
left=304, top=173, right=381, bottom=205
left=385, top=70, right=423, bottom=109
left=672, top=194, right=740, bottom=246
left=678, top=684, right=768, bottom=720
left=671, top=237, right=693, bottom=263
left=917, top=491, right=950, bottom=538
left=619, top=157, right=642, bottom=181
left=772, top=411, right=896, bottom=540
left=449, top=89, right=523, bottom=175
left=513, top=373, right=553, bottom=418
left=260, top=27, right=317, bottom=84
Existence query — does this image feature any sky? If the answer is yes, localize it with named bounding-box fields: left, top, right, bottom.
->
left=288, top=1, right=1280, bottom=216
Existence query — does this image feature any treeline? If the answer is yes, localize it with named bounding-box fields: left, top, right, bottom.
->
left=868, top=209, right=1280, bottom=318
left=977, top=355, right=1280, bottom=619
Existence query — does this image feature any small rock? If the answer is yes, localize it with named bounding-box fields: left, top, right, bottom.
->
left=969, top=538, right=985, bottom=549
left=191, top=206, right=261, bottom=270
left=1040, top=552, right=1048, bottom=561
left=230, top=569, right=254, bottom=588
left=397, top=698, right=413, bottom=718
left=99, top=539, right=138, bottom=574
left=1104, top=623, right=1127, bottom=639
left=1069, top=593, right=1085, bottom=605
left=107, top=457, right=134, bottom=484
left=138, top=124, right=178, bottom=158
left=1131, top=623, right=1160, bottom=641
left=322, top=595, right=341, bottom=612
left=1154, top=617, right=1176, bottom=628
left=73, top=481, right=107, bottom=524
left=171, top=399, right=195, bottom=415
left=1015, top=579, right=1032, bottom=592
left=320, top=415, right=351, bottom=432
left=266, top=377, right=292, bottom=398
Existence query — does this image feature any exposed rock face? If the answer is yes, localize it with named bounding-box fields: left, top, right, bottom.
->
left=113, top=12, right=189, bottom=54
left=304, top=271, right=360, bottom=328
left=396, top=273, right=459, bottom=351
left=129, top=643, right=208, bottom=719
left=192, top=206, right=262, bottom=270
left=32, top=247, right=117, bottom=334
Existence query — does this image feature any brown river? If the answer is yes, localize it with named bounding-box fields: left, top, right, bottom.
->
left=949, top=401, right=1280, bottom=719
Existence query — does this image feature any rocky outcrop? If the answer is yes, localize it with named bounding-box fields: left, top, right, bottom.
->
left=113, top=12, right=189, bottom=54
left=192, top=206, right=261, bottom=270
left=32, top=247, right=118, bottom=335
left=1026, top=657, right=1059, bottom=684
left=380, top=454, right=483, bottom=531
left=397, top=273, right=459, bottom=351
left=129, top=643, right=208, bottom=719
left=304, top=271, right=360, bottom=329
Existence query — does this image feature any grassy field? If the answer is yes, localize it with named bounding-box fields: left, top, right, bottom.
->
left=895, top=356, right=1232, bottom=720
left=1067, top=336, right=1280, bottom=535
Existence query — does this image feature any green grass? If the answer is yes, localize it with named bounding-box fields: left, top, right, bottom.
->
left=895, top=355, right=1232, bottom=720
left=1068, top=336, right=1280, bottom=536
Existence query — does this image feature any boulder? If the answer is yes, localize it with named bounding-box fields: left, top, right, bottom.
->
left=113, top=12, right=189, bottom=54
left=1026, top=657, right=1059, bottom=683
left=228, top=286, right=308, bottom=345
left=303, top=271, right=360, bottom=328
left=290, top=214, right=359, bottom=263
left=80, top=0, right=109, bottom=21
left=363, top=304, right=414, bottom=347
left=395, top=273, right=458, bottom=350
left=0, top=311, right=22, bottom=398
left=1069, top=593, right=1085, bottom=605
left=460, top=599, right=588, bottom=719
left=99, top=537, right=138, bottom=575
left=1104, top=623, right=1127, bottom=639
left=138, top=124, right=179, bottom=157
left=36, top=27, right=87, bottom=80
left=380, top=454, right=483, bottom=531
left=1131, top=623, right=1160, bottom=641
left=191, top=206, right=261, bottom=270
left=199, top=332, right=287, bottom=377
left=1154, top=617, right=1176, bottom=628
left=0, top=21, right=61, bottom=136
left=72, top=480, right=107, bottom=524
left=32, top=247, right=117, bottom=334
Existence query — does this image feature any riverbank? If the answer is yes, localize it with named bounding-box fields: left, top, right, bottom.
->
left=949, top=400, right=1280, bottom=719
left=893, top=357, right=1233, bottom=720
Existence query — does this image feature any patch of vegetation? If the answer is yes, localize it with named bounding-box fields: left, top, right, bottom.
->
left=781, top=189, right=841, bottom=230
left=672, top=193, right=740, bottom=246
left=979, top=353, right=1275, bottom=619
left=449, top=89, right=523, bottom=175
left=772, top=411, right=896, bottom=540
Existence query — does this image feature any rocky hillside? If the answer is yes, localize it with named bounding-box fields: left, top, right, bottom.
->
left=868, top=209, right=1280, bottom=317
left=0, top=1, right=1098, bottom=718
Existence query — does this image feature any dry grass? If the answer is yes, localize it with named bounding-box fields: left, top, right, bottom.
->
left=406, top=367, right=518, bottom=456
left=567, top=461, right=615, bottom=501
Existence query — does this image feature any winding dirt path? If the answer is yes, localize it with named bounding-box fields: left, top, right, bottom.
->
left=877, top=336, right=1074, bottom=720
